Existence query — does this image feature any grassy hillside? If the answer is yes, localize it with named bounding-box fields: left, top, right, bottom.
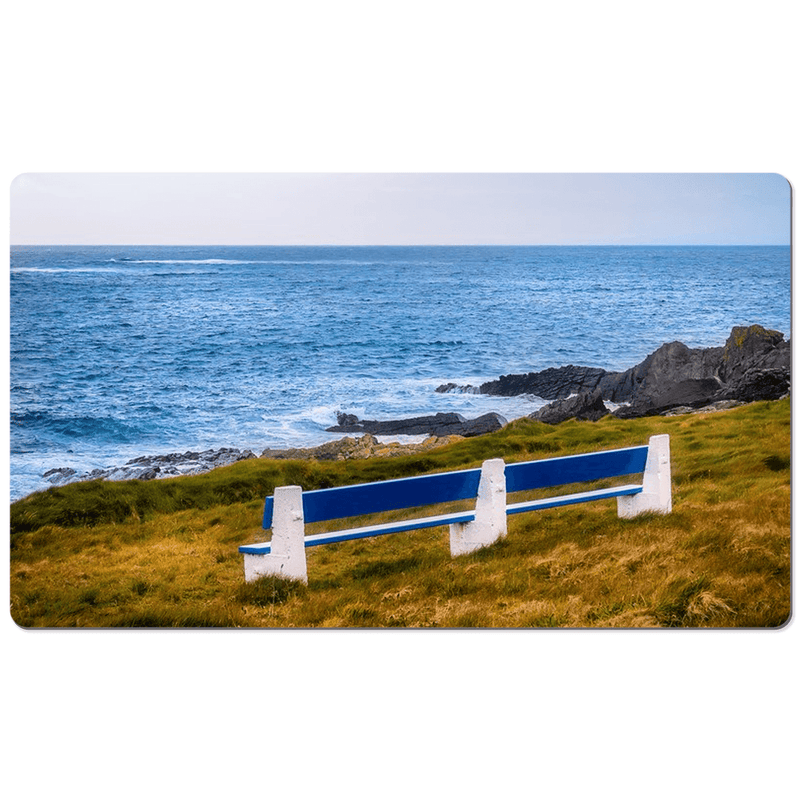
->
left=10, top=399, right=790, bottom=628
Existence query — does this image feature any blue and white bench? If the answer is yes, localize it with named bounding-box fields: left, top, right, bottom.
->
left=239, top=434, right=672, bottom=583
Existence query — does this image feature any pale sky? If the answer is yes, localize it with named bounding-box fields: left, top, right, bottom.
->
left=10, top=172, right=790, bottom=246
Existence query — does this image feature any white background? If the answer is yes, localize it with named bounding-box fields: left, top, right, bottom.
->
left=2, top=2, right=796, bottom=798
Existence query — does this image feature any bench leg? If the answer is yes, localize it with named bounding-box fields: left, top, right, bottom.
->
left=617, top=434, right=672, bottom=517
left=450, top=458, right=507, bottom=556
left=243, top=485, right=308, bottom=583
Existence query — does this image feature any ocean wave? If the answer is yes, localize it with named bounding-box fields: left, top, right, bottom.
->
left=12, top=266, right=131, bottom=274
left=12, top=265, right=224, bottom=277
left=149, top=271, right=222, bottom=276
left=126, top=258, right=259, bottom=265
left=121, top=258, right=429, bottom=267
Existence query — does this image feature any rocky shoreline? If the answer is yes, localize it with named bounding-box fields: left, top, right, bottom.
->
left=40, top=434, right=472, bottom=488
left=39, top=324, right=789, bottom=491
left=42, top=447, right=261, bottom=488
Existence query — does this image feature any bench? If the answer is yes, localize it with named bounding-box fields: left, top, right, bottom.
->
left=239, top=434, right=671, bottom=583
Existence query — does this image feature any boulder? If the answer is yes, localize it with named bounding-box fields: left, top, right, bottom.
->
left=530, top=389, right=609, bottom=425
left=718, top=325, right=789, bottom=383
left=712, top=326, right=790, bottom=403
left=600, top=341, right=724, bottom=404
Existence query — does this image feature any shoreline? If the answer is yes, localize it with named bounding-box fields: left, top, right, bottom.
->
left=15, top=396, right=779, bottom=503
left=12, top=323, right=789, bottom=502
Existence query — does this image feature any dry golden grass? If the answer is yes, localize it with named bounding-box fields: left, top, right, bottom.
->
left=10, top=398, right=790, bottom=628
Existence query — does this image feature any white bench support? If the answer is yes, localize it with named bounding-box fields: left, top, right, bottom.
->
left=242, top=485, right=308, bottom=584
left=449, top=458, right=507, bottom=556
left=616, top=433, right=672, bottom=517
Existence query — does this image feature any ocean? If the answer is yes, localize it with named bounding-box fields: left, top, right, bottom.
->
left=9, top=245, right=791, bottom=501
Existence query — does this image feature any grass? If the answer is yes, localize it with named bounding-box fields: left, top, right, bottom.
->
left=9, top=398, right=791, bottom=628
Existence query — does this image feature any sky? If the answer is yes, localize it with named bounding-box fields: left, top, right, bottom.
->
left=9, top=172, right=790, bottom=246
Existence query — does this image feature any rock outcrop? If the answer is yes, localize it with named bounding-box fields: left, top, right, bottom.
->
left=325, top=410, right=507, bottom=437
left=530, top=389, right=610, bottom=425
left=439, top=325, right=789, bottom=422
left=467, top=366, right=609, bottom=401
left=614, top=326, right=789, bottom=416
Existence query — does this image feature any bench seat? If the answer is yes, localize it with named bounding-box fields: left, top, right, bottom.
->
left=506, top=483, right=643, bottom=515
left=239, top=509, right=477, bottom=554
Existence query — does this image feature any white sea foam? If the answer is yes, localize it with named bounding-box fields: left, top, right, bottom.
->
left=129, top=258, right=261, bottom=265
left=12, top=266, right=131, bottom=274
left=124, top=258, right=429, bottom=266
left=308, top=405, right=344, bottom=427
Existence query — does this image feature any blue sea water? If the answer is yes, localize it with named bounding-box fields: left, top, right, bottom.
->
left=9, top=245, right=791, bottom=501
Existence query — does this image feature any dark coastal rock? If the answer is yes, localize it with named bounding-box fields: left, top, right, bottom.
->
left=326, top=410, right=507, bottom=437
left=442, top=340, right=728, bottom=405
left=613, top=378, right=724, bottom=418
left=457, top=324, right=791, bottom=424
left=478, top=366, right=609, bottom=400
left=601, top=341, right=725, bottom=404
left=530, top=389, right=609, bottom=425
left=123, top=447, right=258, bottom=470
left=42, top=467, right=78, bottom=486
left=711, top=326, right=790, bottom=402
left=715, top=368, right=790, bottom=403
left=434, top=383, right=482, bottom=394
left=447, top=325, right=788, bottom=423
left=43, top=466, right=77, bottom=479
left=718, top=325, right=789, bottom=383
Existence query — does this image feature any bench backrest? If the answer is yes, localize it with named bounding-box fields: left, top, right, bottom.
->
left=262, top=444, right=650, bottom=528
left=263, top=467, right=483, bottom=528
left=504, top=445, right=649, bottom=493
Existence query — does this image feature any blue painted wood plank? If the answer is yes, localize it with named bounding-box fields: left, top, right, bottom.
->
left=506, top=484, right=643, bottom=514
left=300, top=469, right=481, bottom=525
left=261, top=470, right=480, bottom=529
left=240, top=510, right=477, bottom=553
left=504, top=446, right=648, bottom=493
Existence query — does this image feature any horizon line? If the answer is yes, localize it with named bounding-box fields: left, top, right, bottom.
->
left=10, top=242, right=790, bottom=247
